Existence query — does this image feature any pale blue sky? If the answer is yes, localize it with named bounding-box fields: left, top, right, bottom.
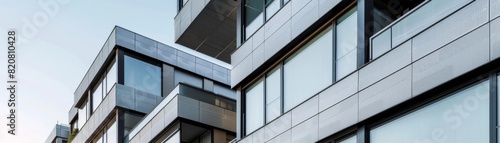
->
left=0, top=0, right=229, bottom=142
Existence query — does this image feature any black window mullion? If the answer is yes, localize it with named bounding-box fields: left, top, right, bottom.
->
left=490, top=73, right=498, bottom=143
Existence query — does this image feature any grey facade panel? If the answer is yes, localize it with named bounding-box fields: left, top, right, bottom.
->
left=291, top=96, right=319, bottom=127
left=291, top=115, right=318, bottom=143
left=318, top=0, right=341, bottom=16
left=412, top=24, right=490, bottom=96
left=318, top=94, right=358, bottom=139
left=412, top=0, right=489, bottom=61
left=232, top=37, right=253, bottom=66
left=492, top=0, right=500, bottom=20
left=291, top=0, right=313, bottom=17
left=232, top=55, right=253, bottom=87
left=265, top=4, right=292, bottom=39
left=178, top=95, right=200, bottom=121
left=158, top=43, right=178, bottom=65
left=252, top=28, right=265, bottom=51
left=266, top=129, right=291, bottom=143
left=318, top=72, right=358, bottom=112
left=252, top=128, right=265, bottom=143
left=359, top=40, right=411, bottom=90
left=264, top=112, right=291, bottom=141
left=491, top=17, right=500, bottom=60
left=252, top=43, right=265, bottom=70
left=359, top=66, right=412, bottom=121
left=135, top=34, right=158, bottom=58
left=291, top=0, right=319, bottom=38
left=264, top=21, right=291, bottom=60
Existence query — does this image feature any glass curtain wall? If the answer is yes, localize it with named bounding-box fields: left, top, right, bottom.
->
left=124, top=55, right=161, bottom=96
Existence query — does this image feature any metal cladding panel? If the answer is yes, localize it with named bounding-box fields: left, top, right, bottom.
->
left=413, top=24, right=490, bottom=96
left=412, top=0, right=488, bottom=61
left=359, top=66, right=412, bottom=121
left=491, top=17, right=500, bottom=60
left=319, top=72, right=358, bottom=112
left=318, top=94, right=358, bottom=139
left=360, top=40, right=411, bottom=90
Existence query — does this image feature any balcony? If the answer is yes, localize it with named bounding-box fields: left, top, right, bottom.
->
left=127, top=83, right=236, bottom=143
left=174, top=0, right=237, bottom=63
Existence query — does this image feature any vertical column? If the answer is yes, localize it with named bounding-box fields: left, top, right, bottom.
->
left=163, top=64, right=175, bottom=97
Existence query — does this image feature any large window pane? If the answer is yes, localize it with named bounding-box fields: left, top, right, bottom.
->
left=78, top=101, right=87, bottom=130
left=336, top=8, right=357, bottom=80
left=245, top=79, right=264, bottom=134
left=266, top=66, right=281, bottom=122
left=92, top=81, right=103, bottom=112
left=370, top=81, right=489, bottom=143
left=106, top=61, right=117, bottom=95
left=124, top=55, right=161, bottom=96
left=284, top=26, right=333, bottom=111
left=107, top=121, right=117, bottom=143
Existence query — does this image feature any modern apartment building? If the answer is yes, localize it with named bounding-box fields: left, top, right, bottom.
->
left=66, top=26, right=236, bottom=143
left=45, top=124, right=70, bottom=143
left=176, top=0, right=500, bottom=142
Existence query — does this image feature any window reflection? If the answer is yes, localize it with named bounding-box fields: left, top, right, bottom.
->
left=124, top=55, right=161, bottom=96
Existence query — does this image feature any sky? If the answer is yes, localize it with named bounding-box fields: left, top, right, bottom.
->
left=0, top=0, right=229, bottom=142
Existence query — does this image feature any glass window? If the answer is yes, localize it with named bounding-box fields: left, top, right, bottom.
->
left=92, top=80, right=103, bottom=112
left=284, top=26, right=333, bottom=111
left=124, top=55, right=161, bottom=96
left=174, top=70, right=203, bottom=88
left=245, top=79, right=264, bottom=134
left=107, top=121, right=117, bottom=143
left=106, top=61, right=117, bottom=95
left=265, top=0, right=279, bottom=20
left=245, top=0, right=264, bottom=39
left=266, top=66, right=281, bottom=123
left=213, top=84, right=236, bottom=99
left=336, top=8, right=357, bottom=80
left=370, top=81, right=489, bottom=143
left=163, top=131, right=180, bottom=143
left=78, top=100, right=87, bottom=130
left=338, top=135, right=356, bottom=143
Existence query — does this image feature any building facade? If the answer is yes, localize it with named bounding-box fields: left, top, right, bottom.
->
left=66, top=26, right=236, bottom=143
left=201, top=0, right=499, bottom=142
left=45, top=124, right=70, bottom=143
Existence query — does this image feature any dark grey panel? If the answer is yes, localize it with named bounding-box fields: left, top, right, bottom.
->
left=177, top=52, right=197, bottom=72
left=135, top=34, right=157, bottom=58
left=196, top=58, right=214, bottom=78
left=158, top=44, right=177, bottom=65
left=178, top=96, right=200, bottom=121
